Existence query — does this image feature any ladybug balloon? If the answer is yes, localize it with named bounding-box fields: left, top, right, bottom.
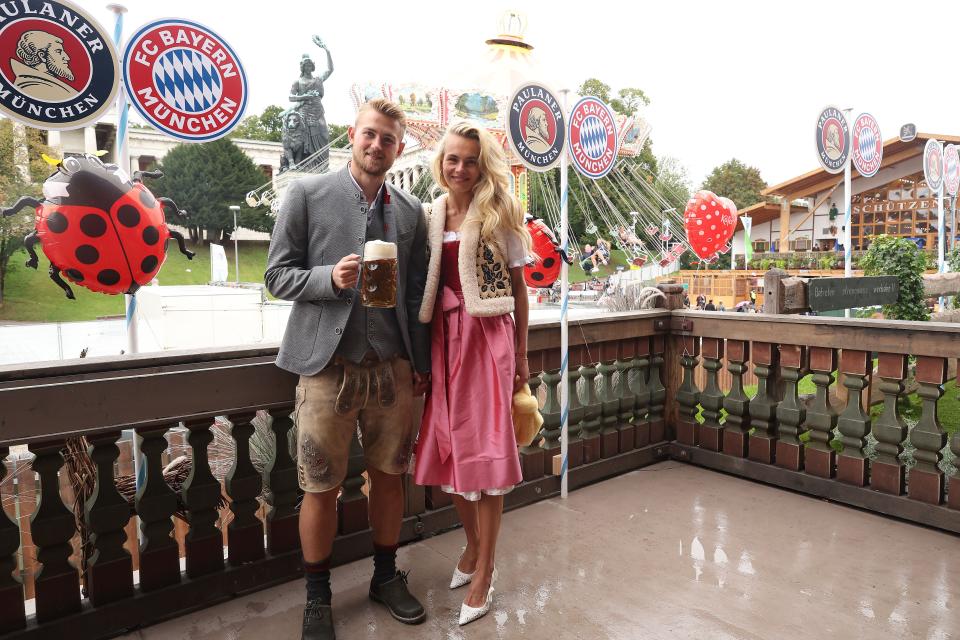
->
left=523, top=215, right=569, bottom=288
left=1, top=154, right=195, bottom=299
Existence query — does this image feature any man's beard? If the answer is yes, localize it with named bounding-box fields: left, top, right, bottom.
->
left=47, top=60, right=74, bottom=82
left=354, top=149, right=390, bottom=177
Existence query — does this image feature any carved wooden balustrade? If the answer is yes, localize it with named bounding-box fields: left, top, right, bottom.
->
left=0, top=312, right=671, bottom=639
left=3, top=308, right=959, bottom=639
left=668, top=311, right=960, bottom=534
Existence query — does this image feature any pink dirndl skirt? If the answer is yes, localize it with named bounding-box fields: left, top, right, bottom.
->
left=413, top=282, right=523, bottom=497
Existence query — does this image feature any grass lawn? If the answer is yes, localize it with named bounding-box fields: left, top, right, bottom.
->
left=0, top=240, right=272, bottom=323
left=2, top=243, right=643, bottom=321
left=569, top=249, right=638, bottom=284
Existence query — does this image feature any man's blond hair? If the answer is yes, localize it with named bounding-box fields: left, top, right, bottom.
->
left=356, top=98, right=406, bottom=136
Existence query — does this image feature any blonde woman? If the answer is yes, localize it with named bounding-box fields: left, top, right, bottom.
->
left=413, top=121, right=531, bottom=626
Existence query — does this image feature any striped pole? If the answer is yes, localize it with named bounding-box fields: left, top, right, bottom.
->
left=108, top=4, right=138, bottom=355
left=843, top=113, right=852, bottom=318
left=938, top=181, right=945, bottom=309
left=559, top=89, right=570, bottom=499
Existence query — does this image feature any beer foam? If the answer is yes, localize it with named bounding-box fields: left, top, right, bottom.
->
left=364, top=240, right=397, bottom=260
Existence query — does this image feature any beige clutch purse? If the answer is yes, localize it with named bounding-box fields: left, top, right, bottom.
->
left=512, top=383, right=543, bottom=447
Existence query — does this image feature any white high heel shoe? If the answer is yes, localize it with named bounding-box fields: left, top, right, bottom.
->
left=450, top=556, right=475, bottom=590
left=458, top=586, right=494, bottom=626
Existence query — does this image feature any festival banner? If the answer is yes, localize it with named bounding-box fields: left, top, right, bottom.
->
left=924, top=138, right=944, bottom=192
left=505, top=82, right=565, bottom=172
left=123, top=19, right=247, bottom=142
left=0, top=0, right=120, bottom=129
left=567, top=96, right=618, bottom=179
left=851, top=113, right=883, bottom=178
left=815, top=106, right=850, bottom=174
left=943, top=144, right=959, bottom=198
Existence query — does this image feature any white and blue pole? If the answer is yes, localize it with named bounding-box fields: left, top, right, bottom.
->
left=559, top=89, right=570, bottom=499
left=842, top=109, right=853, bottom=318
left=109, top=4, right=144, bottom=504
left=108, top=4, right=138, bottom=355
left=938, top=179, right=945, bottom=309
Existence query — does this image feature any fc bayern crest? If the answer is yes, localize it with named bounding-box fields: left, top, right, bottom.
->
left=851, top=113, right=882, bottom=178
left=0, top=0, right=119, bottom=129
left=923, top=138, right=943, bottom=192
left=123, top=19, right=247, bottom=142
left=567, top=96, right=618, bottom=179
left=815, top=106, right=850, bottom=174
left=506, top=82, right=565, bottom=172
left=944, top=145, right=960, bottom=197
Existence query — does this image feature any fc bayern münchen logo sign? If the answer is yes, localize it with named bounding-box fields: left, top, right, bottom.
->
left=123, top=19, right=247, bottom=142
left=0, top=0, right=119, bottom=129
left=815, top=106, right=850, bottom=174
left=851, top=113, right=883, bottom=178
left=944, top=144, right=960, bottom=197
left=923, top=138, right=943, bottom=192
left=506, top=82, right=565, bottom=172
left=567, top=96, right=618, bottom=179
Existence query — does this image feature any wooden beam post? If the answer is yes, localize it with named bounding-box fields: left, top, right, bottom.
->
left=779, top=197, right=792, bottom=253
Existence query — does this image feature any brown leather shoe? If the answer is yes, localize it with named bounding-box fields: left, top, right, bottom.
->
left=368, top=570, right=426, bottom=624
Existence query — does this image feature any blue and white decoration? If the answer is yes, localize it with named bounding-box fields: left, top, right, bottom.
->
left=152, top=48, right=224, bottom=114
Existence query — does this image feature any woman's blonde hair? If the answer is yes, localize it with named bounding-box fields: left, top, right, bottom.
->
left=432, top=121, right=532, bottom=256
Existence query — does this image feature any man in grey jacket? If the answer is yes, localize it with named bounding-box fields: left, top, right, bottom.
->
left=265, top=98, right=430, bottom=640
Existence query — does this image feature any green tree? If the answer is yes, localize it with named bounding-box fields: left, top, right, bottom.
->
left=577, top=79, right=649, bottom=117
left=230, top=105, right=285, bottom=142
left=0, top=120, right=50, bottom=305
left=610, top=87, right=650, bottom=116
left=700, top=158, right=767, bottom=209
left=860, top=235, right=929, bottom=321
left=154, top=138, right=272, bottom=244
left=329, top=123, right=350, bottom=149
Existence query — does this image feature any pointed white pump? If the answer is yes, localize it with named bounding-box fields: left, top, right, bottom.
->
left=458, top=586, right=494, bottom=626
left=450, top=547, right=474, bottom=589
left=450, top=564, right=475, bottom=589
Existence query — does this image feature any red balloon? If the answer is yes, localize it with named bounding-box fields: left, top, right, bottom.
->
left=523, top=217, right=563, bottom=288
left=684, top=190, right=737, bottom=261
left=1, top=154, right=195, bottom=299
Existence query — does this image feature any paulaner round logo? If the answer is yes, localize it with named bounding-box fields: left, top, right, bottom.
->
left=0, top=0, right=119, bottom=129
left=851, top=113, right=883, bottom=178
left=567, top=96, right=618, bottom=179
left=923, top=138, right=943, bottom=192
left=506, top=82, right=565, bottom=172
left=815, top=105, right=850, bottom=175
left=123, top=19, right=247, bottom=142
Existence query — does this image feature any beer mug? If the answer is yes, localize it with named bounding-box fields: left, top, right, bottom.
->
left=361, top=240, right=398, bottom=308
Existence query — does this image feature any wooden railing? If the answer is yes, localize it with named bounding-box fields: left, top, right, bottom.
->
left=667, top=311, right=960, bottom=533
left=0, top=311, right=671, bottom=639
left=3, top=308, right=959, bottom=638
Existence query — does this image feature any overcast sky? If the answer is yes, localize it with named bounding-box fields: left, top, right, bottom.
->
left=93, top=0, right=960, bottom=190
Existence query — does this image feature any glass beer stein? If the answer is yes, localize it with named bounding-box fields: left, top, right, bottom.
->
left=360, top=240, right=398, bottom=308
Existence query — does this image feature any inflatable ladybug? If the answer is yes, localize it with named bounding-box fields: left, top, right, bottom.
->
left=523, top=214, right=570, bottom=288
left=1, top=153, right=195, bottom=299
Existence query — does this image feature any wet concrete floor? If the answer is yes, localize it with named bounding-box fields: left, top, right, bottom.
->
left=119, top=463, right=959, bottom=639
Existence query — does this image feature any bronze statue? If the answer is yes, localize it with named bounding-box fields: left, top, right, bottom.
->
left=281, top=35, right=333, bottom=172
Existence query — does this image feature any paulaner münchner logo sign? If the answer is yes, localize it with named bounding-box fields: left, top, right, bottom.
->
left=815, top=106, right=850, bottom=174
left=123, top=19, right=247, bottom=142
left=506, top=82, right=565, bottom=172
left=0, top=0, right=119, bottom=129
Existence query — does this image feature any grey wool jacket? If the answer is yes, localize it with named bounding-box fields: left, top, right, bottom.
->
left=264, top=166, right=431, bottom=376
